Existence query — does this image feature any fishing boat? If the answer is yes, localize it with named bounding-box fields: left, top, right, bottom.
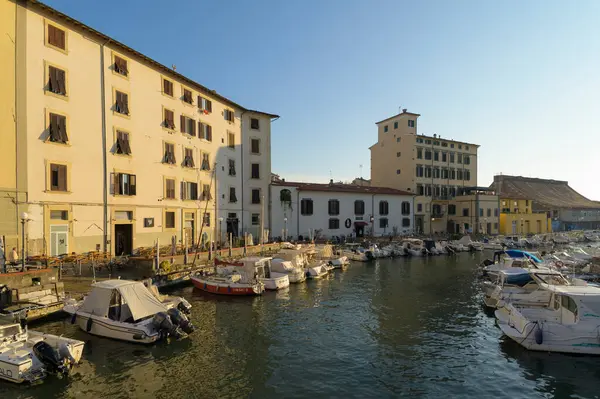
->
left=271, top=259, right=306, bottom=283
left=191, top=257, right=269, bottom=295
left=495, top=285, right=600, bottom=354
left=0, top=315, right=84, bottom=383
left=63, top=280, right=195, bottom=344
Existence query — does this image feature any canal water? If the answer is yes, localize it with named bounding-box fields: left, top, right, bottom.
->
left=3, top=253, right=600, bottom=398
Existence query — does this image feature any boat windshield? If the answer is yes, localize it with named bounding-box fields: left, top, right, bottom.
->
left=534, top=273, right=569, bottom=286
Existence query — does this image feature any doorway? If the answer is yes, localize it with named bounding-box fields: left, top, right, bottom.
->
left=354, top=223, right=365, bottom=238
left=50, top=225, right=69, bottom=256
left=184, top=212, right=195, bottom=248
left=114, top=224, right=133, bottom=255
left=415, top=216, right=424, bottom=234
left=227, top=213, right=239, bottom=238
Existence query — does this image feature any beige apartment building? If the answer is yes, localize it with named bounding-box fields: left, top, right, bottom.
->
left=370, top=109, right=497, bottom=235
left=0, top=0, right=276, bottom=257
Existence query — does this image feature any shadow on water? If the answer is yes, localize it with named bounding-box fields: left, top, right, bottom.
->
left=2, top=252, right=600, bottom=398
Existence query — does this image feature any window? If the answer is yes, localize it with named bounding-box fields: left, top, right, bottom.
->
left=328, top=199, right=340, bottom=215
left=48, top=66, right=67, bottom=96
left=457, top=154, right=463, bottom=164
left=450, top=169, right=456, bottom=180
left=48, top=113, right=68, bottom=144
left=396, top=169, right=401, bottom=175
left=114, top=173, right=136, bottom=196
left=487, top=208, right=491, bottom=217
left=229, top=187, right=238, bottom=203
left=251, top=118, right=260, bottom=129
left=384, top=125, right=388, bottom=132
left=180, top=115, right=196, bottom=136
left=434, top=186, right=441, bottom=197
left=165, top=178, right=176, bottom=199
left=47, top=24, right=66, bottom=50
left=417, top=184, right=424, bottom=195
left=354, top=200, right=365, bottom=215
left=425, top=166, right=432, bottom=178
left=464, top=170, right=471, bottom=181
left=251, top=189, right=261, bottom=204
left=442, top=152, right=447, bottom=162
left=201, top=184, right=212, bottom=201
left=228, top=159, right=236, bottom=176
left=464, top=155, right=470, bottom=165
left=203, top=212, right=211, bottom=227
left=434, top=151, right=439, bottom=161
left=397, top=137, right=401, bottom=143
left=224, top=109, right=234, bottom=122
left=329, top=218, right=340, bottom=229
left=49, top=164, right=67, bottom=191
left=434, top=167, right=440, bottom=179
left=394, top=121, right=398, bottom=129
left=115, top=130, right=131, bottom=155
left=462, top=208, right=469, bottom=217
left=228, top=132, right=235, bottom=148
left=442, top=168, right=449, bottom=179
left=183, top=148, right=195, bottom=168
left=115, top=91, right=129, bottom=115
left=113, top=55, right=128, bottom=77
left=402, top=218, right=411, bottom=227
left=416, top=165, right=424, bottom=177
left=459, top=145, right=462, bottom=149
left=425, top=150, right=432, bottom=160
left=401, top=201, right=410, bottom=215
left=379, top=200, right=389, bottom=215
left=251, top=138, right=260, bottom=154
left=396, top=152, right=401, bottom=157
left=181, top=181, right=198, bottom=200
left=494, top=208, right=499, bottom=217
left=416, top=138, right=423, bottom=143
left=457, top=169, right=463, bottom=180
left=165, top=211, right=176, bottom=229
left=197, top=95, right=212, bottom=112
left=417, top=203, right=423, bottom=212
left=251, top=163, right=260, bottom=179
left=494, top=223, right=498, bottom=229
left=201, top=153, right=210, bottom=171
left=198, top=122, right=212, bottom=141
left=442, top=142, right=448, bottom=147
left=450, top=143, right=455, bottom=148
left=448, top=204, right=456, bottom=215
left=50, top=210, right=68, bottom=220
left=479, top=208, right=484, bottom=217
left=183, top=88, right=193, bottom=104
left=163, top=78, right=173, bottom=96
left=164, top=109, right=175, bottom=129
left=379, top=218, right=388, bottom=228
left=417, top=148, right=423, bottom=159
left=163, top=142, right=176, bottom=164
left=450, top=153, right=455, bottom=163
left=408, top=120, right=415, bottom=127
left=434, top=141, right=440, bottom=146
left=252, top=213, right=260, bottom=225
left=301, top=199, right=313, bottom=215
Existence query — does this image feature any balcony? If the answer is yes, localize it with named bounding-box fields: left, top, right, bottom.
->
left=431, top=212, right=445, bottom=219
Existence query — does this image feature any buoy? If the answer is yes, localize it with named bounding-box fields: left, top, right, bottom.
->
left=70, top=313, right=77, bottom=324
left=86, top=317, right=93, bottom=332
left=534, top=324, right=543, bottom=344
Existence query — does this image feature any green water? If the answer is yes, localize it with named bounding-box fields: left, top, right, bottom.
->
left=2, top=253, right=600, bottom=398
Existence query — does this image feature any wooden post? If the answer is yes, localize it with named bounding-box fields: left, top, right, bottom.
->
left=154, top=238, right=159, bottom=272
left=229, top=233, right=232, bottom=257
left=244, top=232, right=247, bottom=255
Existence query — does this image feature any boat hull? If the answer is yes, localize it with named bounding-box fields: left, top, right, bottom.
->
left=70, top=313, right=159, bottom=344
left=261, top=275, right=290, bottom=290
left=191, top=276, right=264, bottom=295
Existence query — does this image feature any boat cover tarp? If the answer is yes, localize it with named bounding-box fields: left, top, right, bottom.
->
left=271, top=260, right=295, bottom=273
left=502, top=250, right=542, bottom=263
left=501, top=268, right=534, bottom=286
left=81, top=281, right=166, bottom=321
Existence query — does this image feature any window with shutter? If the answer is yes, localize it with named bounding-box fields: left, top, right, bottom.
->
left=163, top=79, right=173, bottom=96
left=300, top=199, right=314, bottom=215
left=115, top=91, right=129, bottom=115
left=379, top=201, right=389, bottom=215
left=203, top=212, right=211, bottom=227
left=251, top=189, right=260, bottom=204
left=115, top=131, right=131, bottom=155
left=183, top=148, right=194, bottom=168
left=251, top=139, right=260, bottom=154
left=251, top=163, right=260, bottom=179
left=164, top=109, right=175, bottom=129
left=165, top=178, right=176, bottom=199
left=224, top=109, right=234, bottom=122
left=49, top=163, right=67, bottom=191
left=114, top=55, right=128, bottom=76
left=163, top=143, right=176, bottom=164
left=228, top=132, right=235, bottom=148
left=165, top=211, right=176, bottom=228
left=202, top=184, right=212, bottom=201
left=250, top=118, right=259, bottom=129
left=201, top=153, right=210, bottom=171
left=401, top=202, right=410, bottom=215
left=48, top=113, right=68, bottom=144
left=228, top=159, right=236, bottom=176
left=229, top=187, right=237, bottom=203
left=48, top=66, right=67, bottom=96
left=354, top=200, right=365, bottom=215
left=183, top=88, right=193, bottom=104
left=328, top=200, right=340, bottom=216
left=47, top=24, right=66, bottom=50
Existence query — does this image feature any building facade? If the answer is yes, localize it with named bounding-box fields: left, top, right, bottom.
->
left=370, top=109, right=480, bottom=235
left=270, top=181, right=415, bottom=240
left=498, top=198, right=552, bottom=235
left=1, top=0, right=276, bottom=256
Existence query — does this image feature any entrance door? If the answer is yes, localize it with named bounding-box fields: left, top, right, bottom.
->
left=355, top=225, right=365, bottom=238
left=512, top=221, right=517, bottom=234
left=415, top=216, right=424, bottom=234
left=227, top=213, right=239, bottom=238
left=50, top=225, right=69, bottom=256
left=487, top=223, right=492, bottom=235
left=184, top=212, right=195, bottom=248
left=114, top=224, right=133, bottom=255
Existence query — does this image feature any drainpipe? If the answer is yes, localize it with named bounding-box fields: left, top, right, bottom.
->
left=240, top=110, right=246, bottom=236
left=267, top=116, right=279, bottom=239
left=100, top=39, right=110, bottom=253
left=296, top=189, right=300, bottom=238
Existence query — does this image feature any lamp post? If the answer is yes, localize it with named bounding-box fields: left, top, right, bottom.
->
left=283, top=217, right=287, bottom=241
left=520, top=217, right=524, bottom=236
left=218, top=217, right=223, bottom=251
left=20, top=212, right=29, bottom=272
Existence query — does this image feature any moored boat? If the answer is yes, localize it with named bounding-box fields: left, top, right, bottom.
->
left=271, top=259, right=306, bottom=283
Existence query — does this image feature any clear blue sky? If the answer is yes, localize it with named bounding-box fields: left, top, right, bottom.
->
left=45, top=0, right=600, bottom=199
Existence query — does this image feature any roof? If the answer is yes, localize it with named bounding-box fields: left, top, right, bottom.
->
left=273, top=181, right=415, bottom=196
left=376, top=111, right=421, bottom=125
left=492, top=175, right=600, bottom=209
left=29, top=1, right=278, bottom=118
left=542, top=284, right=600, bottom=296
left=92, top=279, right=138, bottom=289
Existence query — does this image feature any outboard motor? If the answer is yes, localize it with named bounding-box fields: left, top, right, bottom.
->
left=481, top=259, right=494, bottom=267
left=33, top=341, right=69, bottom=375
left=365, top=251, right=375, bottom=261
left=167, top=308, right=196, bottom=335
left=176, top=298, right=192, bottom=315
left=152, top=312, right=187, bottom=340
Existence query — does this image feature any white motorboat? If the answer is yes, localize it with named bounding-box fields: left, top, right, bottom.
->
left=455, top=235, right=484, bottom=251
left=327, top=256, right=349, bottom=269
left=216, top=257, right=289, bottom=290
left=401, top=239, right=428, bottom=256
left=480, top=249, right=546, bottom=281
left=0, top=315, right=84, bottom=383
left=63, top=280, right=196, bottom=344
left=341, top=244, right=370, bottom=261
left=483, top=268, right=569, bottom=309
left=271, top=259, right=306, bottom=283
left=142, top=278, right=192, bottom=314
left=496, top=284, right=600, bottom=354
left=306, top=263, right=329, bottom=279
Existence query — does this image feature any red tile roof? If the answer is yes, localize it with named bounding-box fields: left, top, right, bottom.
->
left=273, top=181, right=414, bottom=196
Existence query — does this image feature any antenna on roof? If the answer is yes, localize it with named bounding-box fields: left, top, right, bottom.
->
left=359, top=164, right=363, bottom=179
left=172, top=64, right=177, bottom=71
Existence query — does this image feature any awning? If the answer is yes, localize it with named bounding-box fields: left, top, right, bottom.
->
left=354, top=221, right=368, bottom=227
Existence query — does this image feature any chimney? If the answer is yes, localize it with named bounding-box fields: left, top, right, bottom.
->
left=329, top=179, right=334, bottom=185
left=402, top=108, right=407, bottom=113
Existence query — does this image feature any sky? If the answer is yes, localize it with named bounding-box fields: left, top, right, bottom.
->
left=44, top=0, right=600, bottom=199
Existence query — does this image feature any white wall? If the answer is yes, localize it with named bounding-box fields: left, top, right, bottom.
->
left=270, top=184, right=415, bottom=240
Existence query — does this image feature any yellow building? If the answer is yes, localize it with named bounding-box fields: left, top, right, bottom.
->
left=498, top=198, right=552, bottom=235
left=0, top=0, right=276, bottom=256
left=370, top=109, right=488, bottom=235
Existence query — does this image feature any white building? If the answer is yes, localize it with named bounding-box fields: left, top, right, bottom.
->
left=270, top=181, right=415, bottom=240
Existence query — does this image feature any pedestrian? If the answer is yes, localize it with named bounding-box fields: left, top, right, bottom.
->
left=7, top=247, right=18, bottom=265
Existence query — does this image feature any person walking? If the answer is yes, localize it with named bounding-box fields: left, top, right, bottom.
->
left=7, top=247, right=18, bottom=265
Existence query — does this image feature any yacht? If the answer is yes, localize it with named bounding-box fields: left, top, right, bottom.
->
left=0, top=315, right=84, bottom=383
left=63, top=280, right=195, bottom=343
left=496, top=285, right=600, bottom=354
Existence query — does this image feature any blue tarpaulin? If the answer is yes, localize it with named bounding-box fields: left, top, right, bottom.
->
left=503, top=249, right=542, bottom=263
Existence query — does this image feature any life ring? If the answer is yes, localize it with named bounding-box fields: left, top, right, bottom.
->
left=345, top=218, right=352, bottom=228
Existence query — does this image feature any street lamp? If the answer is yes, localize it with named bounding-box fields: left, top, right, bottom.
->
left=520, top=217, right=524, bottom=236
left=283, top=217, right=288, bottom=241
left=218, top=217, right=224, bottom=250
left=20, top=212, right=29, bottom=272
